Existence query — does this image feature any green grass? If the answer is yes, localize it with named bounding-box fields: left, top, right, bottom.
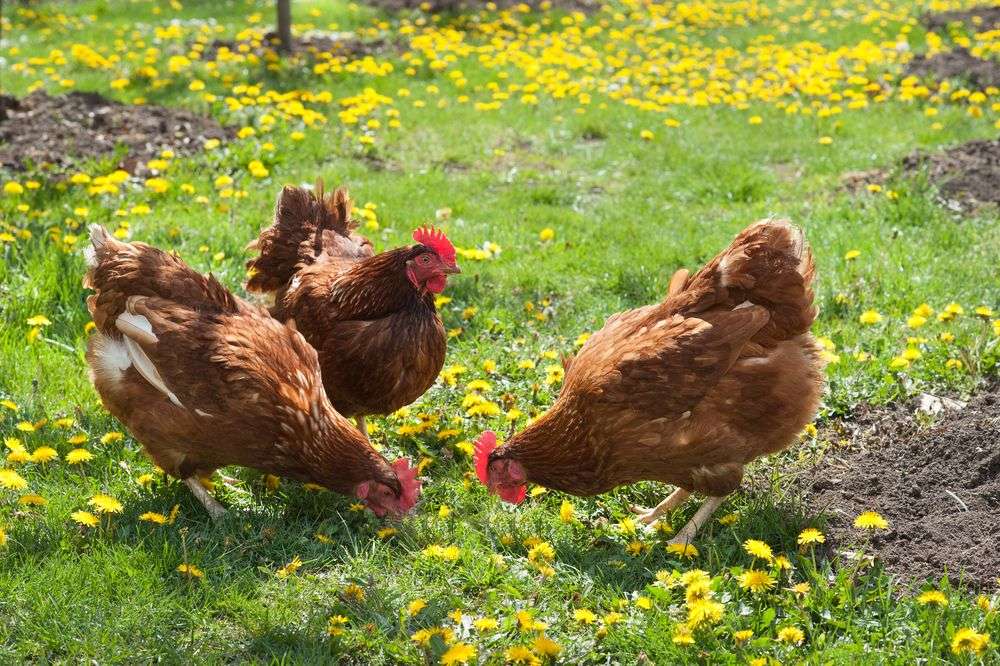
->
left=2, top=0, right=1000, bottom=662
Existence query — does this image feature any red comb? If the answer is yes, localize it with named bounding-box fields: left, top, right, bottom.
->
left=391, top=458, right=421, bottom=513
left=412, top=226, right=456, bottom=267
left=474, top=431, right=496, bottom=485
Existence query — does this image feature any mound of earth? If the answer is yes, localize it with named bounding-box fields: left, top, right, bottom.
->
left=365, top=0, right=597, bottom=14
left=842, top=138, right=1000, bottom=211
left=904, top=47, right=1000, bottom=91
left=802, top=384, right=1000, bottom=589
left=199, top=30, right=392, bottom=61
left=0, top=90, right=232, bottom=174
left=922, top=6, right=1000, bottom=32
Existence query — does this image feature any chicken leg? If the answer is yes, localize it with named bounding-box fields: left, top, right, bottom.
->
left=355, top=415, right=368, bottom=438
left=668, top=496, right=726, bottom=545
left=216, top=472, right=250, bottom=495
left=184, top=477, right=226, bottom=521
left=631, top=488, right=691, bottom=525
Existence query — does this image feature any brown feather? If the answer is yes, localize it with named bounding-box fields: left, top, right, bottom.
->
left=84, top=226, right=400, bottom=498
left=500, top=219, right=824, bottom=499
left=245, top=183, right=450, bottom=419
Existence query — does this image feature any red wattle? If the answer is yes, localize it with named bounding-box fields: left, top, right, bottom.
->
left=498, top=484, right=527, bottom=504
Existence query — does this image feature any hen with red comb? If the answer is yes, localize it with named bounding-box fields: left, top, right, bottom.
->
left=246, top=181, right=462, bottom=436
left=471, top=219, right=823, bottom=546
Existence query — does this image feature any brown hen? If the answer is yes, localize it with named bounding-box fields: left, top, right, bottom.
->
left=83, top=225, right=420, bottom=520
left=474, top=219, right=823, bottom=544
left=245, top=183, right=460, bottom=436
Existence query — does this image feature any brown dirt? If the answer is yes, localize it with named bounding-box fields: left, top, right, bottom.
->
left=921, top=6, right=1000, bottom=32
left=904, top=47, right=1000, bottom=91
left=0, top=91, right=233, bottom=175
left=841, top=138, right=1000, bottom=211
left=365, top=0, right=598, bottom=14
left=199, top=31, right=393, bottom=62
left=802, top=383, right=1000, bottom=589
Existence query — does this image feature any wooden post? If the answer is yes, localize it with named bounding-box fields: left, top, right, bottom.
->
left=276, top=0, right=292, bottom=53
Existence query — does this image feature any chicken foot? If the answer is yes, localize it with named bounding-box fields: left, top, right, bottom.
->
left=216, top=472, right=250, bottom=495
left=355, top=415, right=368, bottom=438
left=184, top=477, right=227, bottom=521
left=631, top=488, right=691, bottom=525
left=668, top=496, right=726, bottom=545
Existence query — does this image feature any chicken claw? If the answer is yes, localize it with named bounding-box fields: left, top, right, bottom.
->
left=355, top=415, right=368, bottom=439
left=667, top=496, right=725, bottom=545
left=184, top=477, right=227, bottom=521
left=631, top=488, right=691, bottom=525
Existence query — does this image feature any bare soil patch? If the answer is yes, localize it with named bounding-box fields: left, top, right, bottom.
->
left=0, top=91, right=232, bottom=174
left=802, top=383, right=1000, bottom=589
left=199, top=31, right=393, bottom=62
left=921, top=6, right=1000, bottom=32
left=904, top=47, right=1000, bottom=91
left=365, top=0, right=598, bottom=14
left=842, top=138, right=1000, bottom=211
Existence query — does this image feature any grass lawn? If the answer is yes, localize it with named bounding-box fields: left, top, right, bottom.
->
left=1, top=0, right=999, bottom=662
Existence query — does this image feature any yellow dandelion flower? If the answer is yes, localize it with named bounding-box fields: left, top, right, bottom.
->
left=559, top=499, right=575, bottom=523
left=797, top=527, right=825, bottom=545
left=672, top=623, right=695, bottom=645
left=666, top=542, right=699, bottom=559
left=739, top=570, right=775, bottom=593
left=603, top=611, right=624, bottom=626
left=859, top=310, right=882, bottom=325
left=440, top=642, right=476, bottom=664
left=917, top=590, right=948, bottom=607
left=734, top=629, right=754, bottom=644
left=743, top=539, right=773, bottom=561
left=0, top=468, right=28, bottom=490
left=66, top=448, right=93, bottom=464
left=504, top=646, right=540, bottom=665
left=407, top=599, right=427, bottom=616
left=19, top=494, right=47, bottom=506
left=532, top=635, right=561, bottom=657
left=473, top=617, right=498, bottom=632
left=139, top=512, right=167, bottom=524
left=853, top=511, right=889, bottom=530
left=71, top=510, right=100, bottom=527
left=777, top=626, right=805, bottom=645
left=343, top=583, right=365, bottom=601
left=30, top=447, right=58, bottom=463
left=574, top=608, right=597, bottom=624
left=100, top=432, right=123, bottom=445
left=422, top=544, right=460, bottom=561
left=687, top=596, right=724, bottom=627
left=273, top=555, right=303, bottom=578
left=89, top=494, right=123, bottom=514
left=951, top=628, right=990, bottom=655
left=327, top=615, right=349, bottom=637
left=6, top=449, right=29, bottom=465
left=790, top=582, right=811, bottom=596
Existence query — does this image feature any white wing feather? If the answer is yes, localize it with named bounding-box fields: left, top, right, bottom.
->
left=115, top=312, right=184, bottom=408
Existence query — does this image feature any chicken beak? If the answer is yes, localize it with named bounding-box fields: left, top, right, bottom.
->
left=443, top=264, right=461, bottom=275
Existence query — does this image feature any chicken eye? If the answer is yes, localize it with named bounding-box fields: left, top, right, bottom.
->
left=419, top=255, right=431, bottom=264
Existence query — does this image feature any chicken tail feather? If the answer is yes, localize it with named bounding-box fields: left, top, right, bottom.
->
left=672, top=219, right=816, bottom=344
left=245, top=183, right=365, bottom=293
